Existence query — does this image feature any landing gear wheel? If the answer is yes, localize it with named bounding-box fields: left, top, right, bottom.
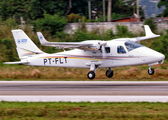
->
left=87, top=71, right=95, bottom=80
left=148, top=68, right=154, bottom=75
left=106, top=70, right=113, bottom=78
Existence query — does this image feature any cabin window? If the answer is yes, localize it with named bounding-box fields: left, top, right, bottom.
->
left=117, top=46, right=126, bottom=54
left=99, top=47, right=110, bottom=53
left=105, top=47, right=110, bottom=53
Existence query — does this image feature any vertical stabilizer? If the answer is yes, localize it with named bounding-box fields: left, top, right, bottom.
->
left=12, top=29, right=44, bottom=59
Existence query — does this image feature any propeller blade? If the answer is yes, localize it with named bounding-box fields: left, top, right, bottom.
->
left=101, top=45, right=106, bottom=59
left=98, top=41, right=107, bottom=60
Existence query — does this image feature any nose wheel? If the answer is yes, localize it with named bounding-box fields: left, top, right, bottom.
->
left=148, top=67, right=154, bottom=75
left=106, top=68, right=113, bottom=78
left=87, top=71, right=95, bottom=79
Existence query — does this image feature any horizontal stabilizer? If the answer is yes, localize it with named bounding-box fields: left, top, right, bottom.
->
left=3, top=61, right=29, bottom=65
left=129, top=25, right=160, bottom=42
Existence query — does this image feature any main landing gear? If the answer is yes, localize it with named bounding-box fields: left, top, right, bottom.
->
left=87, top=64, right=114, bottom=79
left=106, top=68, right=113, bottom=78
left=87, top=64, right=97, bottom=80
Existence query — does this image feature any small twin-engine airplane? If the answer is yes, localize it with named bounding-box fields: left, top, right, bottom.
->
left=4, top=25, right=165, bottom=79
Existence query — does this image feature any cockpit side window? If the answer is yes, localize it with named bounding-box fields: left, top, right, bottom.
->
left=117, top=46, right=126, bottom=54
left=125, top=42, right=143, bottom=52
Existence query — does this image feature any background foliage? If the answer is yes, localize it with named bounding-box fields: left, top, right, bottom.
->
left=0, top=0, right=145, bottom=22
left=158, top=0, right=168, bottom=17
left=0, top=0, right=167, bottom=63
left=144, top=17, right=157, bottom=33
left=32, top=14, right=67, bottom=35
left=0, top=17, right=167, bottom=63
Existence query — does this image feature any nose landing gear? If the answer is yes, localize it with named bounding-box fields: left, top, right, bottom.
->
left=148, top=67, right=154, bottom=75
left=87, top=71, right=95, bottom=79
left=87, top=64, right=97, bottom=80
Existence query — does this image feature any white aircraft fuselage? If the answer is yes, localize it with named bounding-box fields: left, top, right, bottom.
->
left=25, top=40, right=165, bottom=68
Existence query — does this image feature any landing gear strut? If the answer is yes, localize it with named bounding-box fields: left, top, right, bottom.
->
left=106, top=68, right=113, bottom=78
left=148, top=67, right=154, bottom=75
left=87, top=64, right=97, bottom=80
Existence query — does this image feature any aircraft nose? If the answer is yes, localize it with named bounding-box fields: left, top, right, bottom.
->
left=160, top=54, right=165, bottom=60
left=153, top=52, right=165, bottom=63
left=158, top=53, right=165, bottom=62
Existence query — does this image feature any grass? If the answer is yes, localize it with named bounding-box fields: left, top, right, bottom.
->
left=0, top=102, right=168, bottom=119
left=0, top=64, right=168, bottom=80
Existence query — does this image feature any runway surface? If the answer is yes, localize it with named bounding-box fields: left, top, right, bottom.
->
left=0, top=81, right=168, bottom=102
left=0, top=81, right=168, bottom=95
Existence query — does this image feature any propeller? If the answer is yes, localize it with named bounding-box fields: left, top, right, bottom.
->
left=99, top=26, right=107, bottom=60
left=98, top=41, right=107, bottom=60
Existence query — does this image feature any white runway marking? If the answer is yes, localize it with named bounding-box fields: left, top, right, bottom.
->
left=0, top=96, right=168, bottom=102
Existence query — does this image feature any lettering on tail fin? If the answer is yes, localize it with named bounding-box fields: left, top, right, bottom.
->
left=18, top=39, right=27, bottom=44
left=18, top=39, right=21, bottom=43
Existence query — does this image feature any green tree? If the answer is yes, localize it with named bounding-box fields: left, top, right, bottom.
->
left=0, top=0, right=29, bottom=20
left=32, top=14, right=67, bottom=35
left=89, top=0, right=144, bottom=20
left=0, top=0, right=145, bottom=21
left=0, top=39, right=18, bottom=62
left=144, top=17, right=157, bottom=33
left=116, top=25, right=133, bottom=37
left=0, top=0, right=69, bottom=20
left=158, top=0, right=168, bottom=17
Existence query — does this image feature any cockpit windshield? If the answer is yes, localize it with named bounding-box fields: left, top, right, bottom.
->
left=125, top=41, right=143, bottom=52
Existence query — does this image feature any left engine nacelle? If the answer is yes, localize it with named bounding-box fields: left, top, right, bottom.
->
left=79, top=42, right=101, bottom=52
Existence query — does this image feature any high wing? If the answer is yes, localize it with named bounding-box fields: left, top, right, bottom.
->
left=37, top=25, right=159, bottom=50
left=37, top=32, right=93, bottom=49
left=128, top=25, right=160, bottom=42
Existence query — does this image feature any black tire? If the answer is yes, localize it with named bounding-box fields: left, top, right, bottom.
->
left=87, top=71, right=95, bottom=80
left=148, top=68, right=154, bottom=75
left=106, top=70, right=113, bottom=78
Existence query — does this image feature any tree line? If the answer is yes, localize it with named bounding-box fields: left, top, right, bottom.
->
left=0, top=0, right=145, bottom=22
